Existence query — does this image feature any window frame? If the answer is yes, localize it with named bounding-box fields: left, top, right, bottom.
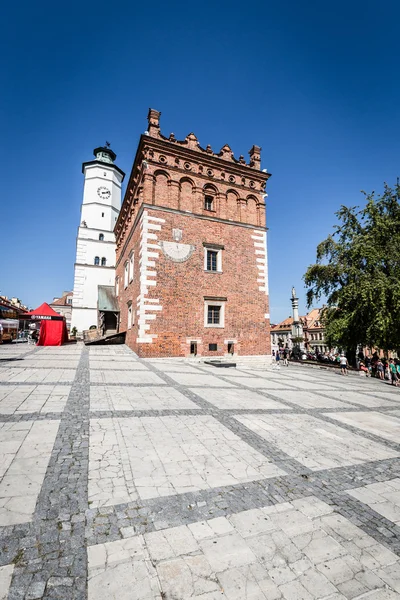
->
left=204, top=300, right=225, bottom=328
left=101, top=257, right=107, bottom=266
left=124, top=261, right=129, bottom=288
left=99, top=233, right=104, bottom=241
left=127, top=301, right=132, bottom=329
left=204, top=245, right=223, bottom=272
left=204, top=195, right=214, bottom=211
left=94, top=256, right=100, bottom=266
left=128, top=252, right=134, bottom=283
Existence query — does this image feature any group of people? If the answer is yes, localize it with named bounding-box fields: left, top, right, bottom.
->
left=358, top=355, right=400, bottom=386
left=272, top=348, right=400, bottom=386
left=272, top=348, right=290, bottom=368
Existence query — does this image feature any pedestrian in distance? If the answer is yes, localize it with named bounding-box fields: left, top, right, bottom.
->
left=283, top=349, right=289, bottom=367
left=396, top=361, right=400, bottom=383
left=340, top=353, right=348, bottom=375
left=275, top=351, right=281, bottom=370
left=376, top=359, right=385, bottom=380
left=389, top=359, right=398, bottom=386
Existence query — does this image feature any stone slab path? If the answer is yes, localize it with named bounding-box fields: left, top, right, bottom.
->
left=1, top=343, right=400, bottom=599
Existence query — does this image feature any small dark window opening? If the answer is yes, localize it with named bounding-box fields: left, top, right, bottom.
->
left=190, top=341, right=197, bottom=356
left=207, top=305, right=221, bottom=324
left=204, top=195, right=214, bottom=211
left=102, top=212, right=104, bottom=217
left=94, top=256, right=100, bottom=265
left=101, top=257, right=107, bottom=266
left=206, top=250, right=218, bottom=271
left=227, top=342, right=234, bottom=354
left=99, top=233, right=104, bottom=241
left=209, top=343, right=218, bottom=351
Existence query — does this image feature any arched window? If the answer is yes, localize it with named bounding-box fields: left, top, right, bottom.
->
left=94, top=256, right=100, bottom=265
left=101, top=257, right=107, bottom=266
left=99, top=233, right=104, bottom=241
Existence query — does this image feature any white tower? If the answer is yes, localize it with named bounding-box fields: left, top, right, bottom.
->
left=71, top=145, right=125, bottom=334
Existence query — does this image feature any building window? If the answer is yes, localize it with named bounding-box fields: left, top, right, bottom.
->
left=124, top=261, right=129, bottom=288
left=127, top=302, right=132, bottom=329
left=204, top=299, right=225, bottom=328
left=128, top=252, right=134, bottom=283
left=209, top=343, right=218, bottom=351
left=101, top=257, right=107, bottom=266
left=204, top=245, right=223, bottom=272
left=67, top=297, right=72, bottom=305
left=227, top=342, right=234, bottom=354
left=115, top=277, right=119, bottom=297
left=99, top=233, right=104, bottom=241
left=208, top=306, right=220, bottom=324
left=94, top=256, right=100, bottom=265
left=101, top=212, right=104, bottom=217
left=207, top=250, right=218, bottom=271
left=190, top=341, right=197, bottom=356
left=204, top=195, right=214, bottom=211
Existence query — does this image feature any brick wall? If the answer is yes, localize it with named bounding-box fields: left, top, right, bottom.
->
left=115, top=109, right=271, bottom=358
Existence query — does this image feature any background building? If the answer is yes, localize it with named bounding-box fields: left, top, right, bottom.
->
left=115, top=109, right=271, bottom=358
left=50, top=291, right=73, bottom=331
left=303, top=308, right=329, bottom=354
left=271, top=307, right=330, bottom=355
left=70, top=145, right=125, bottom=334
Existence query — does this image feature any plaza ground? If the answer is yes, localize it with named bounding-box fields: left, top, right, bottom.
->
left=0, top=343, right=400, bottom=599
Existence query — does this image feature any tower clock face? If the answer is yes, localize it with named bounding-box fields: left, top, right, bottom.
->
left=97, top=186, right=111, bottom=200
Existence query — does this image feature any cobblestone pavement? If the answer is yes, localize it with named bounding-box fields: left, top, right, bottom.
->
left=1, top=344, right=400, bottom=599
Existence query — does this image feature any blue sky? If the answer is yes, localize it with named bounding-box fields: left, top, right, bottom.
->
left=1, top=0, right=399, bottom=322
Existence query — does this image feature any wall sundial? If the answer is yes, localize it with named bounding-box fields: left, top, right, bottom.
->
left=158, top=229, right=195, bottom=263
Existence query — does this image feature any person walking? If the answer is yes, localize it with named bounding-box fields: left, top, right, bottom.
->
left=377, top=359, right=384, bottom=380
left=340, top=353, right=348, bottom=375
left=275, top=351, right=281, bottom=370
left=283, top=348, right=289, bottom=367
left=389, top=359, right=398, bottom=386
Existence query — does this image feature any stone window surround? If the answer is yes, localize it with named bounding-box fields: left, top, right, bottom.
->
left=127, top=301, right=133, bottom=329
left=128, top=251, right=134, bottom=283
left=124, top=261, right=129, bottom=289
left=203, top=243, right=224, bottom=273
left=204, top=297, right=226, bottom=328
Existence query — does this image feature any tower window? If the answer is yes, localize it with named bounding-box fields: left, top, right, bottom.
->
left=99, top=233, right=104, bottom=241
left=204, top=196, right=214, bottom=211
left=94, top=256, right=100, bottom=265
left=101, top=257, right=107, bottom=266
left=102, top=212, right=104, bottom=217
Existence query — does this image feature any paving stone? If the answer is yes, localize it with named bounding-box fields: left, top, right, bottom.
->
left=2, top=344, right=400, bottom=599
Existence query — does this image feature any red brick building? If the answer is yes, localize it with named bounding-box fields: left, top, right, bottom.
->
left=115, top=109, right=271, bottom=358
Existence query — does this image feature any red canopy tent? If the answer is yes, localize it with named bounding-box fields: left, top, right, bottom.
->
left=23, top=303, right=69, bottom=346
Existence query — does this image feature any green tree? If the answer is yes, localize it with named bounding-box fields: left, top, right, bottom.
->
left=304, top=182, right=400, bottom=355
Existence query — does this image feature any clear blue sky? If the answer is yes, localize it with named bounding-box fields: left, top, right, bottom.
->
left=1, top=0, right=399, bottom=322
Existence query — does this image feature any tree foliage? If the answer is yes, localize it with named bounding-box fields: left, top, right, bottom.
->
left=304, top=182, right=400, bottom=352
